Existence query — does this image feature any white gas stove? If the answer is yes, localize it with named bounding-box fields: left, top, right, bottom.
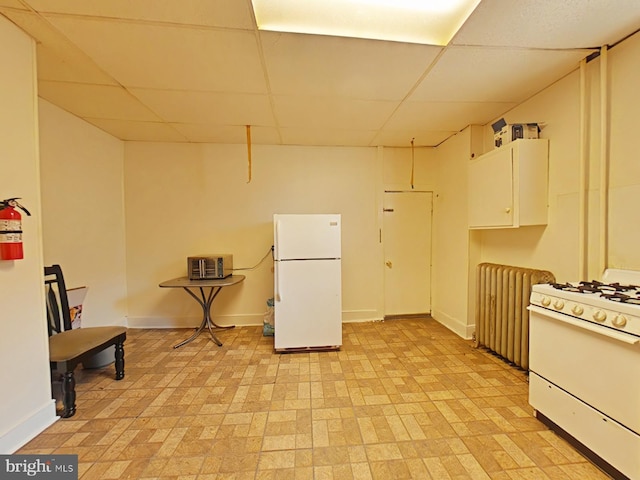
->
left=530, top=269, right=640, bottom=337
left=528, top=269, right=640, bottom=480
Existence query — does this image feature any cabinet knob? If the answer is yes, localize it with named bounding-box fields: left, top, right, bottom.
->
left=385, top=261, right=392, bottom=268
left=505, top=207, right=511, bottom=213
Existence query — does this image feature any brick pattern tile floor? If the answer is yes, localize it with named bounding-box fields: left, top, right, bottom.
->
left=19, top=318, right=611, bottom=479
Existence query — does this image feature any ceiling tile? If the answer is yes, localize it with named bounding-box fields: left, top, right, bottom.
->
left=3, top=1, right=640, bottom=147
left=453, top=0, right=640, bottom=49
left=274, top=96, right=399, bottom=130
left=373, top=130, right=457, bottom=147
left=36, top=43, right=118, bottom=84
left=386, top=101, right=517, bottom=132
left=171, top=123, right=281, bottom=144
left=85, top=118, right=188, bottom=142
left=21, top=0, right=255, bottom=29
left=38, top=81, right=162, bottom=120
left=1, top=9, right=118, bottom=84
left=280, top=128, right=376, bottom=147
left=411, top=46, right=592, bottom=103
left=0, top=1, right=27, bottom=8
left=41, top=15, right=268, bottom=92
left=261, top=31, right=442, bottom=100
left=129, top=88, right=275, bottom=126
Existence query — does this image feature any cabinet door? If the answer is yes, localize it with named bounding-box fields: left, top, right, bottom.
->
left=468, top=147, right=514, bottom=228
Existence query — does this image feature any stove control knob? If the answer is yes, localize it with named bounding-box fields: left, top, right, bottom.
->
left=541, top=297, right=551, bottom=307
left=612, top=315, right=628, bottom=328
left=553, top=300, right=565, bottom=310
left=593, top=310, right=607, bottom=322
left=571, top=305, right=584, bottom=315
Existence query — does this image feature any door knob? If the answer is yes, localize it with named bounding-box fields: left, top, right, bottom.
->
left=385, top=261, right=392, bottom=268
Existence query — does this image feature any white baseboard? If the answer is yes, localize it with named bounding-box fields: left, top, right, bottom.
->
left=129, top=312, right=472, bottom=339
left=0, top=400, right=57, bottom=454
left=431, top=308, right=474, bottom=340
left=127, top=314, right=262, bottom=329
left=128, top=310, right=382, bottom=329
left=342, top=309, right=382, bottom=323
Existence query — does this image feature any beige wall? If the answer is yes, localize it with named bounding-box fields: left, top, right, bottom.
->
left=124, top=143, right=383, bottom=326
left=38, top=29, right=640, bottom=342
left=445, top=31, right=640, bottom=341
left=475, top=70, right=583, bottom=282
left=607, top=33, right=640, bottom=271
left=382, top=146, right=437, bottom=191
left=476, top=31, right=640, bottom=283
left=39, top=99, right=128, bottom=328
left=122, top=142, right=438, bottom=328
left=431, top=128, right=474, bottom=338
left=0, top=17, right=55, bottom=453
left=5, top=17, right=640, bottom=450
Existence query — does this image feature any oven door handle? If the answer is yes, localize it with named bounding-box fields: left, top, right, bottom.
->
left=528, top=305, right=640, bottom=346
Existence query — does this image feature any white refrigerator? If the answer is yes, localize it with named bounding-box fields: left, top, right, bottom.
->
left=273, top=214, right=342, bottom=351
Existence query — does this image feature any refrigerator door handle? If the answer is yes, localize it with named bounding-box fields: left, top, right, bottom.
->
left=274, top=219, right=280, bottom=260
left=274, top=219, right=281, bottom=301
left=274, top=262, right=281, bottom=302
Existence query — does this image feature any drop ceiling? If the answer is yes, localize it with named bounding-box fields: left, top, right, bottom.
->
left=1, top=0, right=639, bottom=147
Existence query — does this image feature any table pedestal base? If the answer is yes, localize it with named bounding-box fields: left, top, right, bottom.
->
left=173, top=285, right=235, bottom=349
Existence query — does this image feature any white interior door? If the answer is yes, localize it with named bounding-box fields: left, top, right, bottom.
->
left=383, top=191, right=432, bottom=316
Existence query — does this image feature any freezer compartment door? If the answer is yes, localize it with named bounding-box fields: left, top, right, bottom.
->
left=274, top=259, right=342, bottom=350
left=274, top=214, right=341, bottom=260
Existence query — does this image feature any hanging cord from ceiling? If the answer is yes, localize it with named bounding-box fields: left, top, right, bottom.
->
left=246, top=125, right=252, bottom=183
left=410, top=137, right=415, bottom=189
left=232, top=245, right=273, bottom=272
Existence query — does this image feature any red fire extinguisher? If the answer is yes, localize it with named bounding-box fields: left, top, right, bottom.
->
left=0, top=198, right=31, bottom=260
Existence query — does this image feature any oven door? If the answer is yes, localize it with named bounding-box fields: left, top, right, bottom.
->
left=528, top=304, right=640, bottom=434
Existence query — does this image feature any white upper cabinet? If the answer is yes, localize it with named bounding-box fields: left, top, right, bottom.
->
left=468, top=139, right=549, bottom=229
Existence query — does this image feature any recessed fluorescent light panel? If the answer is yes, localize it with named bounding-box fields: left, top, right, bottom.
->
left=251, top=0, right=481, bottom=45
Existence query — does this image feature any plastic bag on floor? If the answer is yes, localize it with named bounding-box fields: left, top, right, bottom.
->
left=263, top=297, right=275, bottom=336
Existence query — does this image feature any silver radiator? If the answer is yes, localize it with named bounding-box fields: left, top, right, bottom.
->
left=475, top=263, right=555, bottom=370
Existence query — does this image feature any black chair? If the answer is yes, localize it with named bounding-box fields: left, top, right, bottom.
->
left=44, top=264, right=127, bottom=418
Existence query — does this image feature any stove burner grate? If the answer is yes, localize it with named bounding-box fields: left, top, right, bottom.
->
left=551, top=282, right=583, bottom=292
left=551, top=281, right=640, bottom=304
left=600, top=292, right=640, bottom=305
left=579, top=281, right=638, bottom=293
